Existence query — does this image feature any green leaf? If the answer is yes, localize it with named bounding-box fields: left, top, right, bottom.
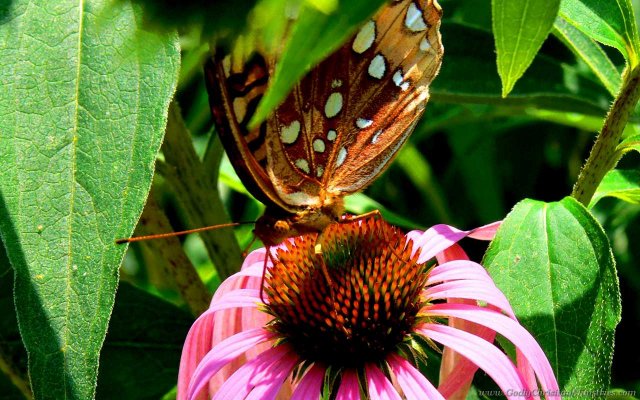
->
left=553, top=16, right=622, bottom=97
left=432, top=23, right=614, bottom=116
left=484, top=197, right=621, bottom=393
left=249, top=0, right=386, bottom=128
left=96, top=283, right=192, bottom=400
left=617, top=133, right=640, bottom=154
left=589, top=169, right=640, bottom=208
left=0, top=1, right=179, bottom=398
left=492, top=0, right=561, bottom=96
left=559, top=0, right=640, bottom=65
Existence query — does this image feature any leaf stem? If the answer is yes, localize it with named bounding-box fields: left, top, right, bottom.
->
left=572, top=64, right=640, bottom=205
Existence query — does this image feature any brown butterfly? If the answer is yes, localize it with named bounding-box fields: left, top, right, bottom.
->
left=205, top=0, right=443, bottom=247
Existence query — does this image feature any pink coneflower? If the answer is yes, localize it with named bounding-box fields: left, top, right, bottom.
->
left=178, top=217, right=561, bottom=399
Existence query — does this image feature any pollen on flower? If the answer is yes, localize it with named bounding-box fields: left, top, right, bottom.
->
left=264, top=217, right=430, bottom=368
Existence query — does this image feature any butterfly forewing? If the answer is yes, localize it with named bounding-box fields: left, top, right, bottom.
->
left=206, top=0, right=443, bottom=243
left=267, top=0, right=443, bottom=197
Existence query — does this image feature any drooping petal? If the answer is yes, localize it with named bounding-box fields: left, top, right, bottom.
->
left=178, top=289, right=263, bottom=400
left=432, top=242, right=478, bottom=400
left=435, top=242, right=469, bottom=265
left=426, top=304, right=560, bottom=399
left=365, top=363, right=402, bottom=400
left=187, top=328, right=275, bottom=400
left=467, top=221, right=501, bottom=240
left=418, top=324, right=533, bottom=400
left=424, top=280, right=515, bottom=318
left=437, top=299, right=495, bottom=400
left=426, top=260, right=495, bottom=286
left=291, top=364, right=325, bottom=400
left=387, top=354, right=444, bottom=400
left=245, top=352, right=300, bottom=400
left=336, top=370, right=361, bottom=400
left=406, top=222, right=500, bottom=263
left=213, top=345, right=298, bottom=400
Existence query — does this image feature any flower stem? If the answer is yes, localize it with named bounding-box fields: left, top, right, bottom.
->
left=135, top=188, right=212, bottom=316
left=572, top=64, right=640, bottom=205
left=161, top=102, right=243, bottom=280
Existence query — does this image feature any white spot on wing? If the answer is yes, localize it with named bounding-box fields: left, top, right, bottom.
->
left=281, top=120, right=301, bottom=144
left=332, top=79, right=343, bottom=88
left=325, top=92, right=343, bottom=118
left=420, top=37, right=431, bottom=52
left=295, top=158, right=310, bottom=174
left=393, top=69, right=410, bottom=91
left=327, top=130, right=337, bottom=141
left=316, top=165, right=324, bottom=178
left=352, top=20, right=376, bottom=54
left=356, top=118, right=373, bottom=129
left=405, top=2, right=427, bottom=32
left=313, top=139, right=326, bottom=153
left=368, top=54, right=386, bottom=79
left=372, top=130, right=383, bottom=144
left=336, top=147, right=347, bottom=167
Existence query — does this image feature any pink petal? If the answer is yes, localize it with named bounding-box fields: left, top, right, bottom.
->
left=245, top=352, right=299, bottom=400
left=291, top=364, right=325, bottom=400
left=365, top=364, right=402, bottom=400
left=406, top=222, right=499, bottom=263
left=467, top=221, right=501, bottom=240
left=178, top=289, right=263, bottom=400
left=424, top=280, right=515, bottom=318
left=387, top=354, right=444, bottom=400
left=435, top=242, right=469, bottom=264
left=187, top=328, right=274, bottom=399
left=213, top=345, right=298, bottom=400
left=213, top=264, right=264, bottom=302
left=426, top=304, right=560, bottom=399
left=336, top=370, right=361, bottom=400
left=437, top=299, right=495, bottom=400
left=418, top=324, right=532, bottom=400
left=426, top=260, right=495, bottom=286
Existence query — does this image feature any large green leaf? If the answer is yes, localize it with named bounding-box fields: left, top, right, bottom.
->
left=553, top=16, right=622, bottom=97
left=0, top=1, right=179, bottom=398
left=589, top=169, right=640, bottom=208
left=484, top=197, right=621, bottom=392
left=432, top=23, right=613, bottom=116
left=559, top=0, right=640, bottom=65
left=492, top=0, right=561, bottom=96
left=249, top=0, right=386, bottom=128
left=96, top=283, right=192, bottom=400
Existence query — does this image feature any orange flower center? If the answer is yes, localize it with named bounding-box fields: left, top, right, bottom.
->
left=264, top=217, right=430, bottom=367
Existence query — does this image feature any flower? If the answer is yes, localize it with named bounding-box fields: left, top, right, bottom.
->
left=178, top=217, right=561, bottom=399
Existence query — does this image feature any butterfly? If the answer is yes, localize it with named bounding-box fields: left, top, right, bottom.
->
left=205, top=0, right=443, bottom=247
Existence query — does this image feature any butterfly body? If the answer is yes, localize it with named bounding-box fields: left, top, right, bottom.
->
left=206, top=0, right=443, bottom=246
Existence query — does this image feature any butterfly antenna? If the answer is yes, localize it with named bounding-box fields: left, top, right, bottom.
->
left=115, top=221, right=254, bottom=244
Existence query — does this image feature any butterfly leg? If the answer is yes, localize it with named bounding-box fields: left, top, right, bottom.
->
left=259, top=245, right=276, bottom=304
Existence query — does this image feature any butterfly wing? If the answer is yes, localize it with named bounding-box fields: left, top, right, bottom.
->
left=207, top=0, right=442, bottom=212
left=267, top=0, right=443, bottom=198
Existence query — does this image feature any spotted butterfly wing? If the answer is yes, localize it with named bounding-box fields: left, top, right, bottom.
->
left=206, top=0, right=443, bottom=245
